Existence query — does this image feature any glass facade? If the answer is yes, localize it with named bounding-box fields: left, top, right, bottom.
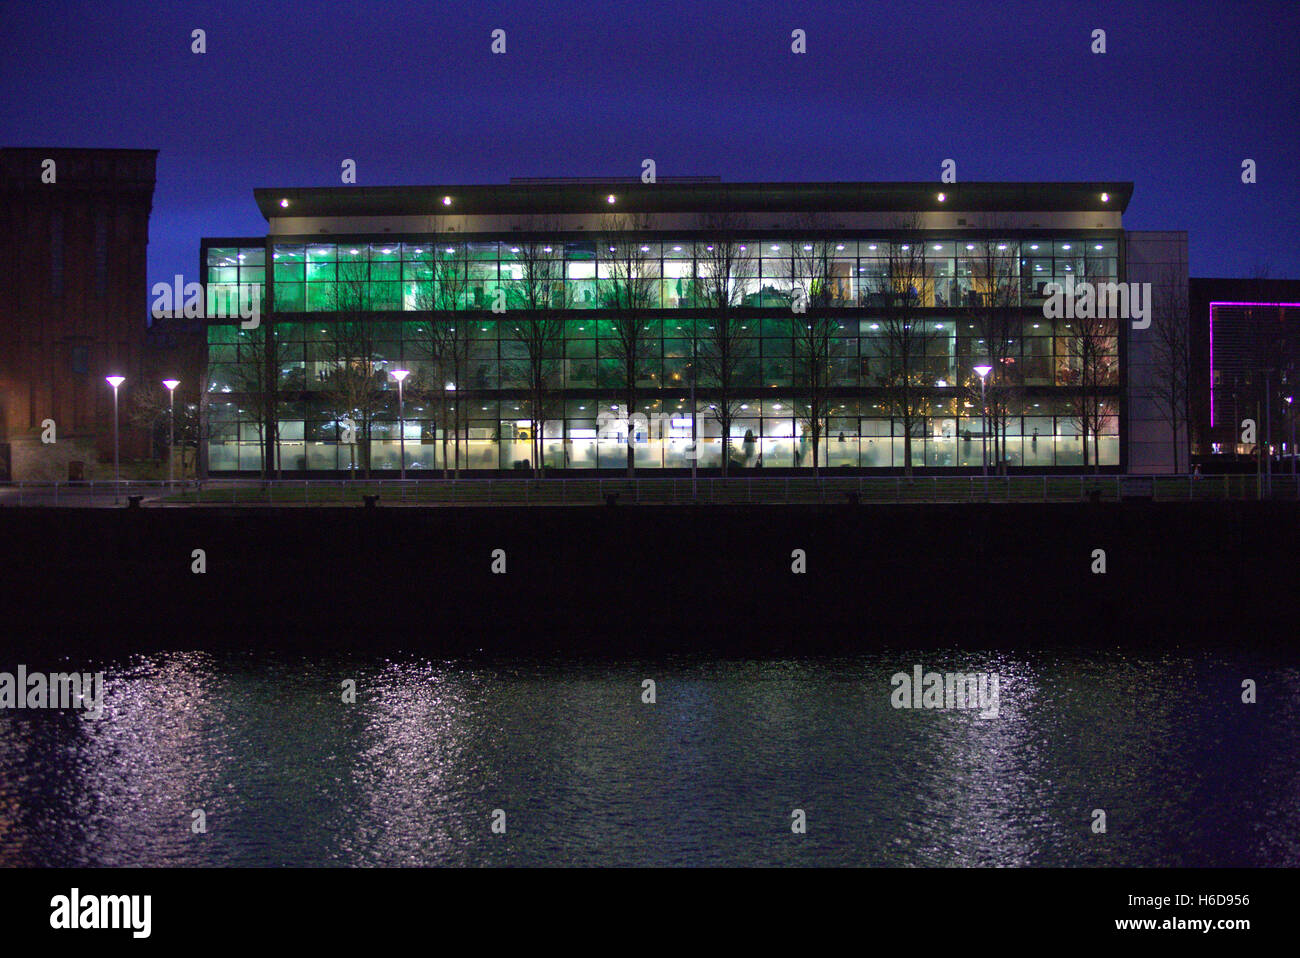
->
left=201, top=232, right=1123, bottom=474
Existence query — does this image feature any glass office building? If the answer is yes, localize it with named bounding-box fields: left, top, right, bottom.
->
left=200, top=180, right=1135, bottom=475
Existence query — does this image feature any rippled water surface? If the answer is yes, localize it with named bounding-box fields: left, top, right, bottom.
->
left=0, top=650, right=1295, bottom=866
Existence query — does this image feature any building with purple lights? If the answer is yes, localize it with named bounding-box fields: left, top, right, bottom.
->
left=1190, top=278, right=1300, bottom=461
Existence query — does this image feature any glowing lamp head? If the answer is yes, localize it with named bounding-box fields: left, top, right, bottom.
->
left=1100, top=192, right=1110, bottom=203
left=106, top=375, right=125, bottom=389
left=442, top=196, right=452, bottom=206
left=279, top=198, right=289, bottom=208
left=606, top=194, right=616, bottom=204
left=390, top=369, right=410, bottom=384
left=163, top=379, right=180, bottom=391
left=973, top=365, right=992, bottom=380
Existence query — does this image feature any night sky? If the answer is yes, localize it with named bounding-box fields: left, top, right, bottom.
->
left=2, top=0, right=1296, bottom=299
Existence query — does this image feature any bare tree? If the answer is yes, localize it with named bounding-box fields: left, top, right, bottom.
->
left=128, top=382, right=199, bottom=473
left=320, top=257, right=383, bottom=477
left=228, top=322, right=277, bottom=479
left=410, top=242, right=475, bottom=477
left=1062, top=314, right=1119, bottom=472
left=598, top=214, right=659, bottom=476
left=504, top=220, right=571, bottom=476
left=965, top=223, right=1022, bottom=474
left=692, top=212, right=757, bottom=476
left=1149, top=265, right=1191, bottom=472
left=790, top=220, right=846, bottom=476
left=877, top=221, right=935, bottom=476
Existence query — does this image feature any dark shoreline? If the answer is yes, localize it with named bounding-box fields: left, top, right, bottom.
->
left=0, top=502, right=1295, bottom=654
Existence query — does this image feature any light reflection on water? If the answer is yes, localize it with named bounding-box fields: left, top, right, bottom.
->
left=0, top=650, right=1295, bottom=866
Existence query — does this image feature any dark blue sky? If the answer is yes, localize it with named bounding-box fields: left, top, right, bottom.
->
left=2, top=0, right=1297, bottom=291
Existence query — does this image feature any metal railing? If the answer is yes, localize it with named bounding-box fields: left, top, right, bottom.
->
left=1, top=474, right=1296, bottom=507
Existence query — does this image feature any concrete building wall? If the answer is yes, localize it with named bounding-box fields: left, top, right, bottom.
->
left=268, top=209, right=1125, bottom=237
left=1125, top=231, right=1190, bottom=473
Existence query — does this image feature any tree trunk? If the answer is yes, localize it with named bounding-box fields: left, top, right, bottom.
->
left=440, top=422, right=448, bottom=479
left=440, top=392, right=449, bottom=480
left=625, top=389, right=636, bottom=477
left=720, top=412, right=729, bottom=477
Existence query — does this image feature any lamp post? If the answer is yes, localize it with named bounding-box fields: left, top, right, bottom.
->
left=163, top=379, right=180, bottom=488
left=1287, top=395, right=1295, bottom=477
left=1265, top=368, right=1273, bottom=497
left=973, top=365, right=992, bottom=478
left=106, top=375, right=125, bottom=504
left=689, top=332, right=697, bottom=499
left=391, top=369, right=410, bottom=481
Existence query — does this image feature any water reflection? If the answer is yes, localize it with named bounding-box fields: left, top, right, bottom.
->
left=0, top=649, right=1295, bottom=866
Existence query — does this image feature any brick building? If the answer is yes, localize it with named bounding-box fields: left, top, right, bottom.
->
left=0, top=147, right=157, bottom=480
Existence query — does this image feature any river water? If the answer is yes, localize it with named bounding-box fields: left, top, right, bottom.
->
left=0, top=649, right=1295, bottom=866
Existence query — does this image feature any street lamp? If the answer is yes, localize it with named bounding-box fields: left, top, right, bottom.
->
left=689, top=333, right=698, bottom=498
left=106, top=375, right=125, bottom=503
left=1287, top=395, right=1295, bottom=477
left=163, top=379, right=180, bottom=488
left=391, top=369, right=410, bottom=481
left=973, top=365, right=992, bottom=478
